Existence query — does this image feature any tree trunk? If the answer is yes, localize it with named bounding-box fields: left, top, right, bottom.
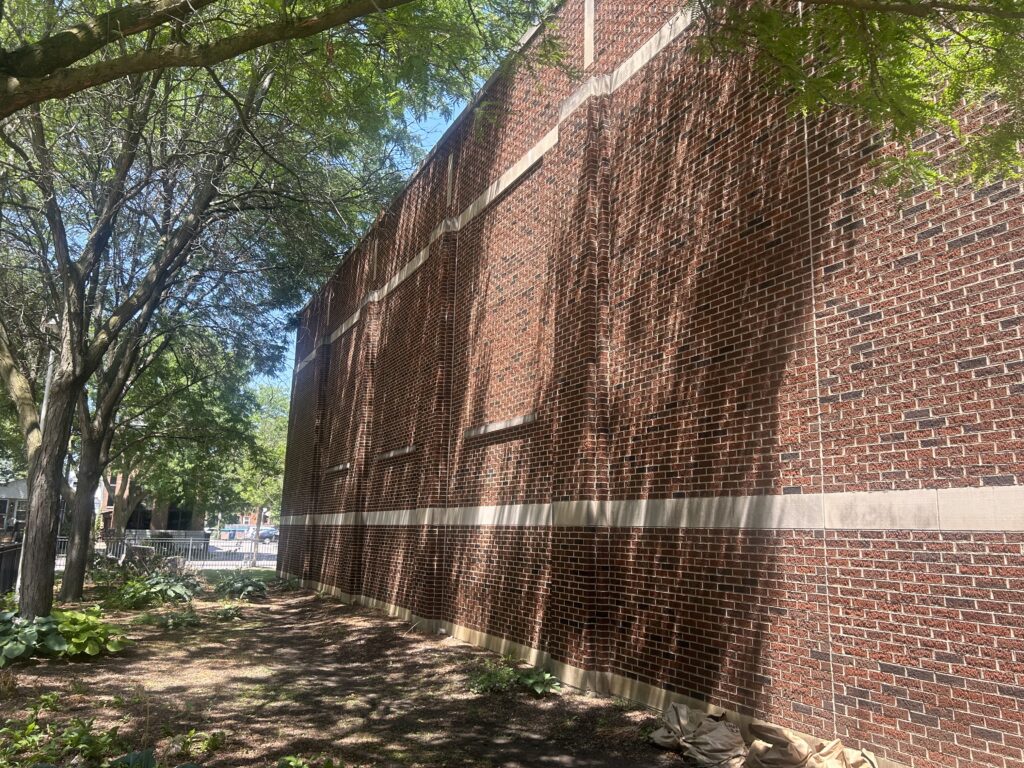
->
left=58, top=438, right=102, bottom=602
left=112, top=477, right=144, bottom=535
left=18, top=384, right=75, bottom=619
left=150, top=498, right=170, bottom=531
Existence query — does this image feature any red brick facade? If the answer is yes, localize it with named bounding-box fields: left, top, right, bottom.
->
left=279, top=3, right=1024, bottom=766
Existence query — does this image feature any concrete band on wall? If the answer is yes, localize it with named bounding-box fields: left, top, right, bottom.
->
left=280, top=486, right=1024, bottom=531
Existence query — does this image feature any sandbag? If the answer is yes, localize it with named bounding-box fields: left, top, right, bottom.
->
left=745, top=724, right=877, bottom=768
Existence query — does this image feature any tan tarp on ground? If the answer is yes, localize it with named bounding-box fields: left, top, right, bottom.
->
left=651, top=704, right=879, bottom=768
left=651, top=704, right=747, bottom=767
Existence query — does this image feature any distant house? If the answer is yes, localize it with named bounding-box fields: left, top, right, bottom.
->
left=0, top=478, right=27, bottom=541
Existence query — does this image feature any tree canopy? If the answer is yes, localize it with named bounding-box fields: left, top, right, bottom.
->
left=0, top=0, right=553, bottom=617
left=695, top=0, right=1024, bottom=184
left=0, top=0, right=549, bottom=118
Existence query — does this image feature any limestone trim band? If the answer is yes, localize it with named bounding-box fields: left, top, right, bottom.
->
left=287, top=574, right=909, bottom=768
left=295, top=10, right=695, bottom=374
left=281, top=485, right=1024, bottom=532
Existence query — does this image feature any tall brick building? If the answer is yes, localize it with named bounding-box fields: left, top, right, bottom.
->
left=278, top=3, right=1024, bottom=765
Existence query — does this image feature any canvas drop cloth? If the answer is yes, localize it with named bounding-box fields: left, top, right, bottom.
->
left=651, top=704, right=878, bottom=768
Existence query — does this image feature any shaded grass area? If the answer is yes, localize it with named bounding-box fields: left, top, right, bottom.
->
left=1, top=581, right=678, bottom=767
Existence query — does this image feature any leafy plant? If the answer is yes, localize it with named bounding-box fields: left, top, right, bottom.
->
left=213, top=605, right=243, bottom=622
left=0, top=607, right=128, bottom=667
left=213, top=573, right=267, bottom=601
left=57, top=718, right=121, bottom=762
left=109, top=749, right=158, bottom=768
left=468, top=656, right=562, bottom=697
left=468, top=656, right=521, bottom=694
left=0, top=710, right=124, bottom=767
left=173, top=728, right=225, bottom=758
left=270, top=576, right=301, bottom=592
left=36, top=692, right=60, bottom=711
left=110, top=573, right=201, bottom=610
left=53, top=609, right=129, bottom=658
left=278, top=756, right=340, bottom=768
left=518, top=668, right=562, bottom=697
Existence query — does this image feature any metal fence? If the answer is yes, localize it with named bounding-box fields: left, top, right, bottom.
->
left=0, top=542, right=20, bottom=593
left=55, top=536, right=278, bottom=571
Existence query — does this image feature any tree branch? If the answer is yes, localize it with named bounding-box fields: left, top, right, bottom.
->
left=0, top=0, right=219, bottom=79
left=0, top=0, right=416, bottom=119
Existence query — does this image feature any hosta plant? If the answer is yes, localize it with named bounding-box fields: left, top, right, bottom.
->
left=518, top=668, right=562, bottom=697
left=213, top=573, right=267, bottom=601
left=110, top=573, right=201, bottom=610
left=0, top=607, right=128, bottom=667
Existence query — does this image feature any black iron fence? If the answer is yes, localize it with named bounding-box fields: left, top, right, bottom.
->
left=0, top=542, right=20, bottom=594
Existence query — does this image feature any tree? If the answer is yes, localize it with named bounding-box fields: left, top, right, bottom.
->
left=102, top=332, right=263, bottom=535
left=231, top=384, right=289, bottom=525
left=0, top=1, right=551, bottom=618
left=60, top=324, right=267, bottom=601
left=693, top=0, right=1024, bottom=183
left=0, top=398, right=22, bottom=483
left=0, top=0, right=421, bottom=119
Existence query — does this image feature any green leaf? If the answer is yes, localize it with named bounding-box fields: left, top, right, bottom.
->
left=3, top=641, right=27, bottom=658
left=42, top=633, right=68, bottom=654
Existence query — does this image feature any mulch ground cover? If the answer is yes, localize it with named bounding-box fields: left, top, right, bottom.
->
left=2, top=582, right=682, bottom=767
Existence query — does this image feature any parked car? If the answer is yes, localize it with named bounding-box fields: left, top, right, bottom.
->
left=255, top=526, right=279, bottom=542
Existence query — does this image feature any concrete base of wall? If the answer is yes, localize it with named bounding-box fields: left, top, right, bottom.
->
left=289, top=572, right=906, bottom=768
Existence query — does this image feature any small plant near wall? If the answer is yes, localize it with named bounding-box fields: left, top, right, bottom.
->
left=468, top=655, right=562, bottom=697
left=270, top=576, right=301, bottom=592
left=469, top=656, right=521, bottom=694
left=518, top=668, right=562, bottom=697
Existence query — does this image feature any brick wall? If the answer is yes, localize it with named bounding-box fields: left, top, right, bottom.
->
left=278, top=2, right=1024, bottom=766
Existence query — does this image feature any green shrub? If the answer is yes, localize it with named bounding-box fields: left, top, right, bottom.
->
left=213, top=573, right=267, bottom=601
left=109, top=573, right=201, bottom=610
left=468, top=656, right=562, bottom=697
left=468, top=656, right=520, bottom=694
left=0, top=607, right=128, bottom=667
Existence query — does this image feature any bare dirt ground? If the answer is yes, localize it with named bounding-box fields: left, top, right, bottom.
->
left=2, top=586, right=682, bottom=767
